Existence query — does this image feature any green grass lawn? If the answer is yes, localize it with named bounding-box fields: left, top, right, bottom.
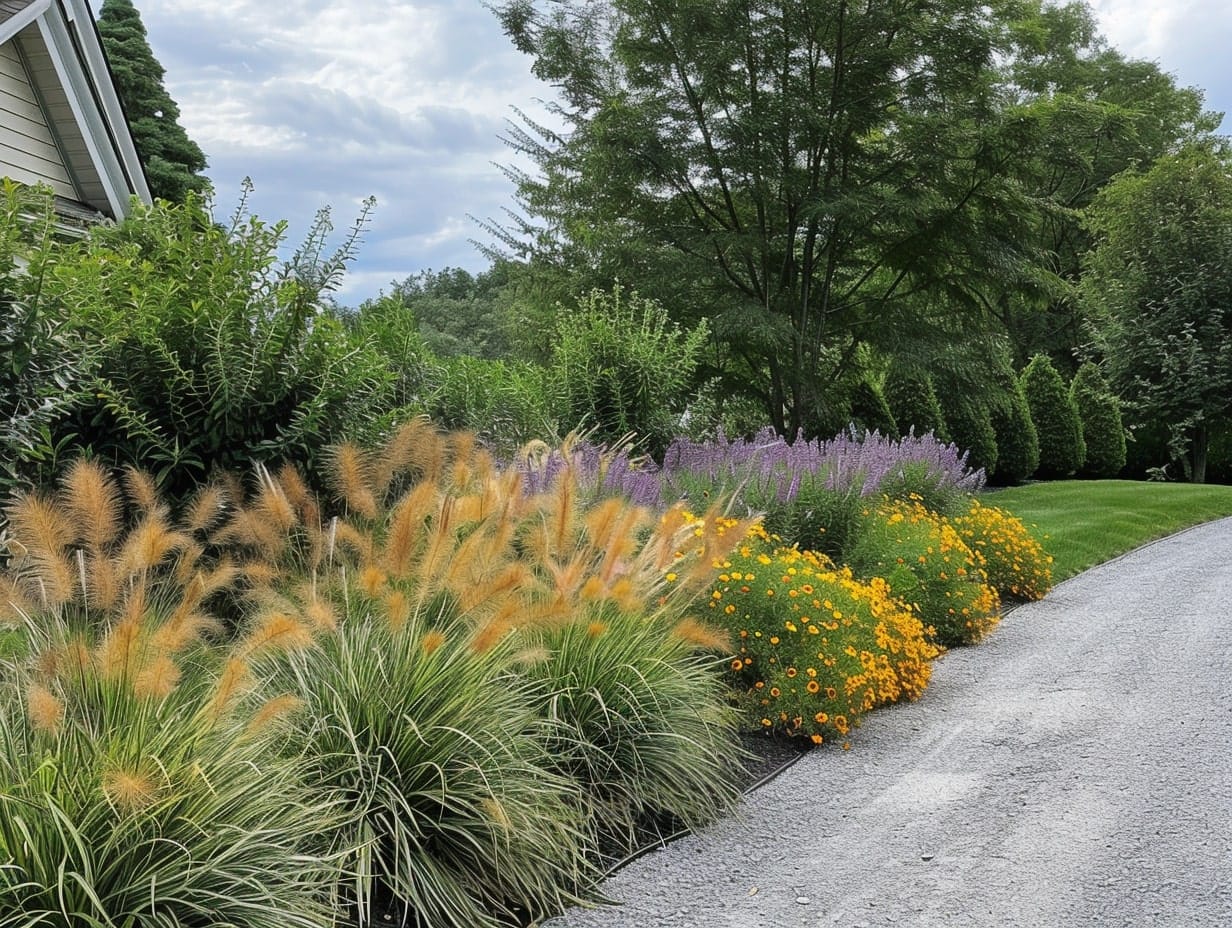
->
left=988, top=480, right=1232, bottom=582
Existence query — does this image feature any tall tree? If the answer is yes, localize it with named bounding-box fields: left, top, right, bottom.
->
left=492, top=0, right=1131, bottom=437
left=98, top=0, right=209, bottom=202
left=994, top=1, right=1221, bottom=368
left=1081, top=144, right=1232, bottom=483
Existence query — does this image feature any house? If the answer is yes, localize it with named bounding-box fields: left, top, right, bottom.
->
left=1, top=0, right=150, bottom=226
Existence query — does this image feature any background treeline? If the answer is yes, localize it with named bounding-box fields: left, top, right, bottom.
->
left=6, top=0, right=1232, bottom=503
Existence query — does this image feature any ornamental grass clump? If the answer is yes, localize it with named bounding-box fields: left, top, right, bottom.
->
left=0, top=461, right=338, bottom=928
left=952, top=499, right=1054, bottom=601
left=219, top=423, right=592, bottom=927
left=848, top=499, right=1000, bottom=648
left=513, top=495, right=750, bottom=859
left=707, top=528, right=937, bottom=745
left=225, top=420, right=751, bottom=921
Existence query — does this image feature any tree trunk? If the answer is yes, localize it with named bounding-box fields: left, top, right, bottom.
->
left=1191, top=423, right=1209, bottom=484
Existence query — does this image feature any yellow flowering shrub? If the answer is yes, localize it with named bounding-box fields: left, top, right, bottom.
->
left=707, top=536, right=937, bottom=745
left=951, top=499, right=1053, bottom=601
left=849, top=498, right=1000, bottom=648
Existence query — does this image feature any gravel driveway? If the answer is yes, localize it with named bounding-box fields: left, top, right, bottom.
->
left=544, top=517, right=1232, bottom=928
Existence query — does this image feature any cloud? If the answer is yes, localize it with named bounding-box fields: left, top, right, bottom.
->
left=134, top=1, right=1229, bottom=306
left=1091, top=0, right=1232, bottom=125
left=138, top=0, right=559, bottom=303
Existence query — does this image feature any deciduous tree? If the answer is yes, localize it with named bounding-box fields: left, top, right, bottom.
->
left=1081, top=145, right=1232, bottom=483
left=493, top=0, right=1063, bottom=438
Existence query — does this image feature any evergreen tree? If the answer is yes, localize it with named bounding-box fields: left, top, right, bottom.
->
left=1020, top=354, right=1085, bottom=478
left=98, top=0, right=208, bottom=202
left=940, top=394, right=998, bottom=477
left=1071, top=363, right=1127, bottom=478
left=884, top=367, right=949, bottom=443
left=987, top=358, right=1040, bottom=485
left=848, top=380, right=898, bottom=439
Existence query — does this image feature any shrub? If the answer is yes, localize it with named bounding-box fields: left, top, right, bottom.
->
left=347, top=292, right=435, bottom=408
left=1071, top=362, right=1127, bottom=478
left=0, top=182, right=94, bottom=496
left=987, top=360, right=1040, bottom=485
left=0, top=462, right=338, bottom=927
left=884, top=367, right=949, bottom=443
left=940, top=393, right=999, bottom=476
left=425, top=355, right=560, bottom=453
left=848, top=379, right=899, bottom=439
left=45, top=190, right=395, bottom=497
left=550, top=284, right=708, bottom=456
left=952, top=499, right=1054, bottom=601
left=848, top=499, right=1000, bottom=648
left=710, top=532, right=936, bottom=744
left=1021, top=354, right=1086, bottom=478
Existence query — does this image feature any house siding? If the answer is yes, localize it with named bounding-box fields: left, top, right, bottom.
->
left=0, top=35, right=76, bottom=197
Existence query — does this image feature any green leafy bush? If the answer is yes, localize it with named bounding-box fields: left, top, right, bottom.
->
left=46, top=190, right=395, bottom=496
left=551, top=284, right=708, bottom=456
left=884, top=366, right=949, bottom=442
left=1021, top=354, right=1086, bottom=478
left=0, top=182, right=93, bottom=495
left=425, top=354, right=559, bottom=452
left=347, top=292, right=435, bottom=408
left=848, top=499, right=1000, bottom=648
left=1071, top=362, right=1126, bottom=478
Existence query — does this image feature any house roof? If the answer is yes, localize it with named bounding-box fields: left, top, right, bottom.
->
left=0, top=0, right=150, bottom=219
left=0, top=1, right=36, bottom=25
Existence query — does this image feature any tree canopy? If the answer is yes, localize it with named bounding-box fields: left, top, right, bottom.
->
left=491, top=0, right=1220, bottom=438
left=1081, top=144, right=1232, bottom=483
left=99, top=0, right=209, bottom=202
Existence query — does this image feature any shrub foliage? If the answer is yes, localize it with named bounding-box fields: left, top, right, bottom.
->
left=884, top=367, right=949, bottom=442
left=1071, top=362, right=1127, bottom=478
left=1021, top=354, right=1086, bottom=478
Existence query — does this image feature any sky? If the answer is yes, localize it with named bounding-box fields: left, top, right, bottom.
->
left=127, top=0, right=1232, bottom=306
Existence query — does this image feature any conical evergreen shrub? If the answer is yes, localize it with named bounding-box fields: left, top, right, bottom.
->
left=987, top=359, right=1039, bottom=485
left=884, top=367, right=949, bottom=442
left=1071, top=362, right=1126, bottom=478
left=1021, top=355, right=1085, bottom=478
left=849, top=379, right=899, bottom=438
left=940, top=393, right=997, bottom=476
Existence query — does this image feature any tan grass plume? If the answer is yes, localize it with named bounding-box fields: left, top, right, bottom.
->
left=60, top=459, right=122, bottom=550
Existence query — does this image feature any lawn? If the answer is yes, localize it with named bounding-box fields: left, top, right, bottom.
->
left=988, top=480, right=1232, bottom=582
